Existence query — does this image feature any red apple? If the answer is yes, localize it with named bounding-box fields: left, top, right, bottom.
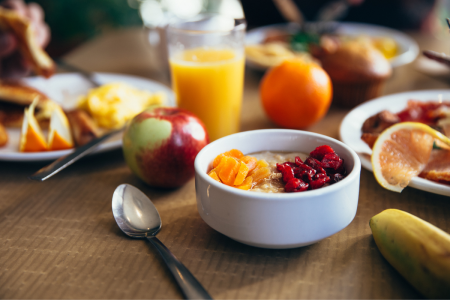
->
left=122, top=105, right=209, bottom=188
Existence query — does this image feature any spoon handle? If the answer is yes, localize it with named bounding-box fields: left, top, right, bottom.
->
left=146, top=236, right=212, bottom=299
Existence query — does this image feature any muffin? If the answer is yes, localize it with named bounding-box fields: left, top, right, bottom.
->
left=317, top=40, right=392, bottom=108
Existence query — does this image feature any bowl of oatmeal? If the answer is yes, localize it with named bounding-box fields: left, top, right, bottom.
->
left=194, top=129, right=361, bottom=249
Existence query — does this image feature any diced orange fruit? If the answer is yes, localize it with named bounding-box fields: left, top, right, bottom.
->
left=256, top=160, right=269, bottom=168
left=215, top=155, right=227, bottom=174
left=210, top=150, right=271, bottom=190
left=249, top=159, right=269, bottom=176
left=241, top=156, right=257, bottom=171
left=251, top=167, right=271, bottom=183
left=213, top=153, right=225, bottom=168
left=236, top=176, right=253, bottom=190
left=213, top=149, right=243, bottom=168
left=218, top=156, right=239, bottom=186
left=226, top=149, right=244, bottom=159
left=248, top=166, right=259, bottom=178
left=208, top=170, right=221, bottom=182
left=234, top=161, right=249, bottom=185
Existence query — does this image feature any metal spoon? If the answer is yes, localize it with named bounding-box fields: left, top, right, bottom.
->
left=112, top=184, right=212, bottom=299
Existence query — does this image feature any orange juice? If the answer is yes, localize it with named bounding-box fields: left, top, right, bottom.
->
left=170, top=47, right=245, bottom=141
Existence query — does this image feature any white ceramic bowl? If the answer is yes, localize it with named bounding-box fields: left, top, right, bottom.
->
left=194, top=129, right=361, bottom=249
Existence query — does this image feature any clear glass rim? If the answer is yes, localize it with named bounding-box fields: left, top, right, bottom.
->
left=167, top=14, right=246, bottom=35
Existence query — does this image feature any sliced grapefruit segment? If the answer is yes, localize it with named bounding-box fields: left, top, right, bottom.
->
left=19, top=99, right=47, bottom=152
left=372, top=122, right=450, bottom=192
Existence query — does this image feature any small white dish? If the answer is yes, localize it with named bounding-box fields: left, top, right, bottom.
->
left=194, top=129, right=361, bottom=249
left=0, top=72, right=175, bottom=161
left=339, top=89, right=450, bottom=197
left=246, top=22, right=419, bottom=70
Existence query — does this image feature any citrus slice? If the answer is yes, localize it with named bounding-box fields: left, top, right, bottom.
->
left=372, top=122, right=450, bottom=192
left=19, top=99, right=48, bottom=152
left=48, top=107, right=73, bottom=151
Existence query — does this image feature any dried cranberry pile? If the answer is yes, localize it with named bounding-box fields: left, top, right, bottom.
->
left=276, top=145, right=346, bottom=193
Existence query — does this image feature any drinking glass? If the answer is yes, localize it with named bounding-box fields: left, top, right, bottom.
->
left=167, top=15, right=246, bottom=141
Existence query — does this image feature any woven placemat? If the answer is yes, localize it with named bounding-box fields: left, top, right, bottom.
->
left=1, top=148, right=448, bottom=299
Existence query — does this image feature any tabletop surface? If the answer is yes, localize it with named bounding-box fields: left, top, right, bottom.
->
left=1, top=27, right=450, bottom=299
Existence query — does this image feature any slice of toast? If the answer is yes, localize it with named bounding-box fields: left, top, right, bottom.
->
left=0, top=80, right=60, bottom=127
left=0, top=7, right=54, bottom=78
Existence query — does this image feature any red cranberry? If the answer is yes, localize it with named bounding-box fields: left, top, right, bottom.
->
left=314, top=173, right=331, bottom=183
left=278, top=145, right=347, bottom=192
left=310, top=145, right=335, bottom=160
left=276, top=163, right=295, bottom=182
left=310, top=177, right=328, bottom=189
left=305, top=157, right=326, bottom=174
left=321, top=153, right=343, bottom=172
left=295, top=156, right=303, bottom=166
left=285, top=178, right=309, bottom=192
left=294, top=163, right=316, bottom=182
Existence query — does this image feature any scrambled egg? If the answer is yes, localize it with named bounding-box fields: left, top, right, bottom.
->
left=78, top=82, right=165, bottom=129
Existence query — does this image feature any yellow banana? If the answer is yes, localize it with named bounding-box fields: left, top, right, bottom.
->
left=369, top=209, right=450, bottom=299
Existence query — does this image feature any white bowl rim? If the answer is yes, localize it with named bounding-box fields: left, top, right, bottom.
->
left=195, top=129, right=361, bottom=201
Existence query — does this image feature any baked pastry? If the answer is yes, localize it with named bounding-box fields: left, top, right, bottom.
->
left=0, top=7, right=55, bottom=78
left=318, top=40, right=392, bottom=107
left=0, top=80, right=59, bottom=127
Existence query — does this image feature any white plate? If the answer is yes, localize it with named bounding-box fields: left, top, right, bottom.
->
left=0, top=72, right=175, bottom=162
left=339, top=89, right=450, bottom=196
left=246, top=22, right=419, bottom=70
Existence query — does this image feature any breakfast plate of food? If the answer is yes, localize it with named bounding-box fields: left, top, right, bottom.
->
left=245, top=22, right=419, bottom=70
left=339, top=89, right=450, bottom=196
left=0, top=73, right=175, bottom=161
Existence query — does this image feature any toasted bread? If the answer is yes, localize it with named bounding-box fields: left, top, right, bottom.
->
left=0, top=80, right=47, bottom=105
left=0, top=7, right=54, bottom=78
left=0, top=80, right=60, bottom=127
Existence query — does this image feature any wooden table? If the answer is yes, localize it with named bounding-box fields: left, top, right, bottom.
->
left=1, top=28, right=450, bottom=299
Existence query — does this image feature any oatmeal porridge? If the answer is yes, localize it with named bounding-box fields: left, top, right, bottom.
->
left=249, top=151, right=308, bottom=193
left=208, top=145, right=347, bottom=193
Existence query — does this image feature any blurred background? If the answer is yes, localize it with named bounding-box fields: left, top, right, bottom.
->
left=25, top=0, right=450, bottom=58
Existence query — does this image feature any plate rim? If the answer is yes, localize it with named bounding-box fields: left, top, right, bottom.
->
left=245, top=21, right=419, bottom=69
left=339, top=89, right=450, bottom=196
left=0, top=72, right=175, bottom=162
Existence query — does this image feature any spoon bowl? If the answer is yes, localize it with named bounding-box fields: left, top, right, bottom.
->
left=112, top=184, right=212, bottom=299
left=112, top=184, right=161, bottom=238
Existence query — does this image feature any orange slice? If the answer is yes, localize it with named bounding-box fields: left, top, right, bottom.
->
left=241, top=156, right=257, bottom=171
left=213, top=154, right=225, bottom=168
left=226, top=149, right=244, bottom=159
left=208, top=170, right=221, bottom=182
left=236, top=176, right=253, bottom=190
left=48, top=107, right=73, bottom=150
left=234, top=161, right=249, bottom=185
left=19, top=99, right=47, bottom=152
left=372, top=122, right=450, bottom=192
left=251, top=167, right=271, bottom=184
left=218, top=156, right=239, bottom=186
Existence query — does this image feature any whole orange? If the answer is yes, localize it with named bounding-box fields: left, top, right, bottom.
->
left=260, top=59, right=332, bottom=129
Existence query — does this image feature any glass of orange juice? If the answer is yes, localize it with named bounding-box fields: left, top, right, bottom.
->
left=167, top=15, right=246, bottom=141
